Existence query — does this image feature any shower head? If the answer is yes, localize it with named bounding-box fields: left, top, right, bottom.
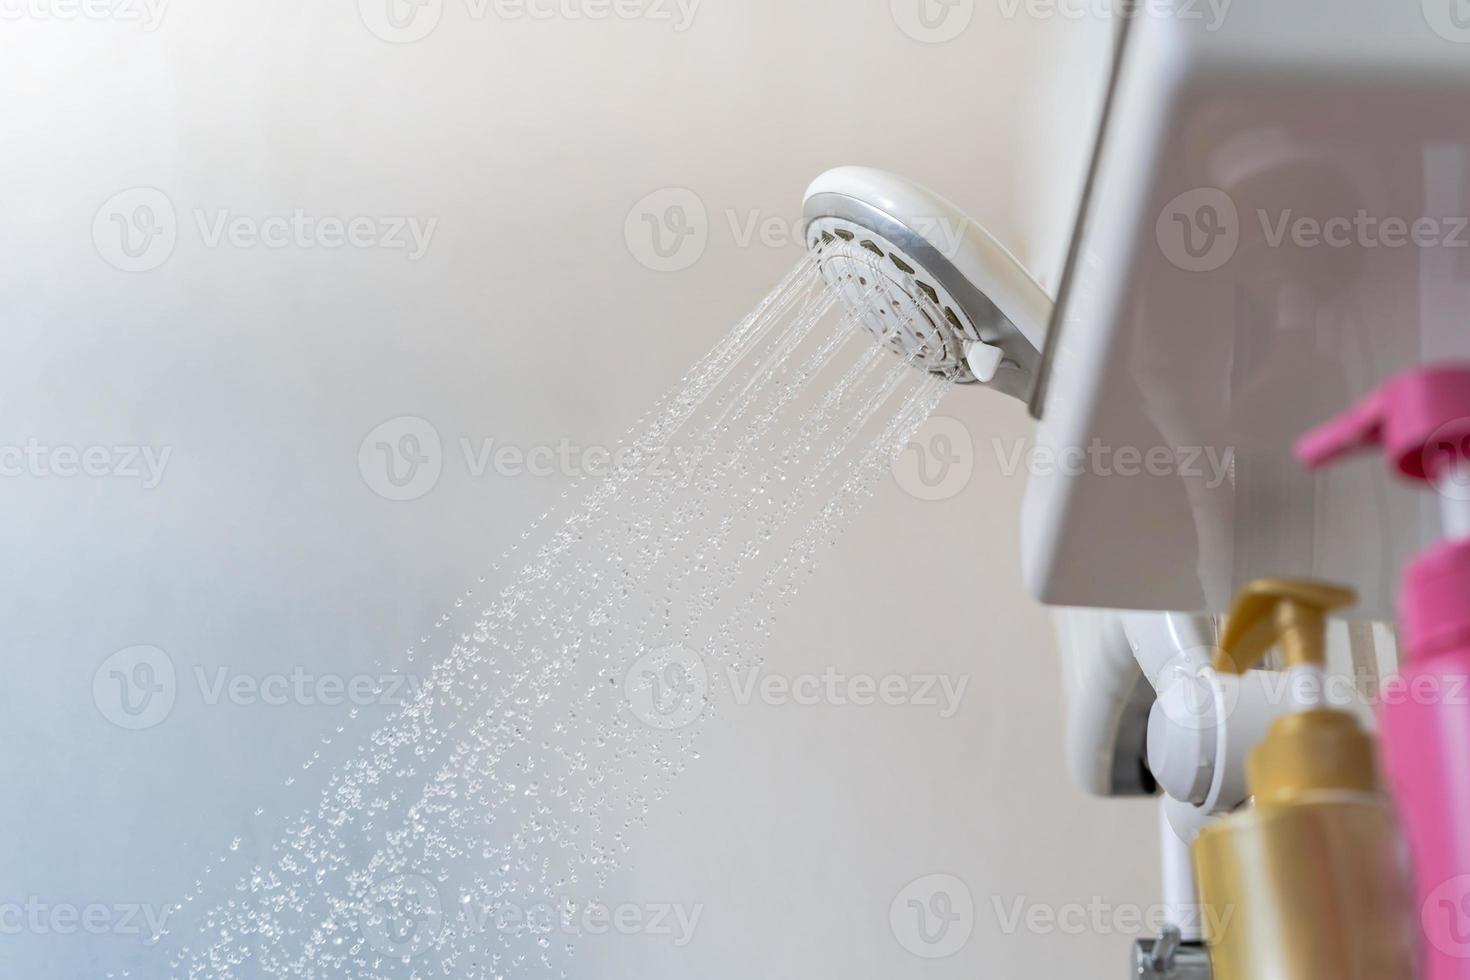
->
left=802, top=167, right=1053, bottom=399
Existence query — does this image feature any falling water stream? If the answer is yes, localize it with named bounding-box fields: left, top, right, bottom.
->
left=140, top=250, right=958, bottom=979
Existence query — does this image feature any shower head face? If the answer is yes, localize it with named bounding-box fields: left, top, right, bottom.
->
left=802, top=167, right=1054, bottom=400
left=808, top=218, right=978, bottom=381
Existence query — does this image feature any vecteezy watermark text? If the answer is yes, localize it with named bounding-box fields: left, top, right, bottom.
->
left=93, top=188, right=438, bottom=272
left=995, top=0, right=1231, bottom=29
left=0, top=897, right=172, bottom=942
left=0, top=440, right=171, bottom=488
left=623, top=646, right=971, bottom=729
left=358, top=415, right=698, bottom=502
left=1157, top=187, right=1470, bottom=273
left=92, top=644, right=422, bottom=731
left=0, top=0, right=168, bottom=29
left=193, top=210, right=436, bottom=259
left=992, top=437, right=1235, bottom=490
left=727, top=666, right=969, bottom=719
left=891, top=0, right=1230, bottom=44
left=357, top=0, right=702, bottom=43
left=991, top=895, right=1235, bottom=939
left=892, top=419, right=1234, bottom=502
left=356, top=874, right=702, bottom=958
left=623, top=186, right=972, bottom=272
left=458, top=436, right=694, bottom=481
left=193, top=666, right=422, bottom=709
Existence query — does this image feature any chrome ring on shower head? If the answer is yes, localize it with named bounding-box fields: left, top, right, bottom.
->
left=802, top=167, right=1053, bottom=400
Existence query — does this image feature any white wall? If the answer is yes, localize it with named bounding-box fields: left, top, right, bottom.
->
left=0, top=2, right=1160, bottom=977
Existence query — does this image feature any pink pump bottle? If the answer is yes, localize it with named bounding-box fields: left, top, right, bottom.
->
left=1298, top=364, right=1470, bottom=979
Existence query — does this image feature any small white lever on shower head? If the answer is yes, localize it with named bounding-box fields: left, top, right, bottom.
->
left=964, top=341, right=1005, bottom=385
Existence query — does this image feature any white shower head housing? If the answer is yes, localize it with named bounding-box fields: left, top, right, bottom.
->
left=802, top=167, right=1053, bottom=400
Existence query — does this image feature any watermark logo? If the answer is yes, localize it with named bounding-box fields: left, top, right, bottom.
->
left=359, top=0, right=444, bottom=42
left=893, top=415, right=975, bottom=501
left=890, top=0, right=975, bottom=43
left=625, top=187, right=708, bottom=272
left=93, top=645, right=177, bottom=730
left=93, top=188, right=178, bottom=273
left=1423, top=420, right=1470, bottom=504
left=890, top=873, right=974, bottom=958
left=1156, top=187, right=1239, bottom=273
left=1424, top=0, right=1470, bottom=43
left=360, top=874, right=445, bottom=958
left=1423, top=875, right=1470, bottom=958
left=359, top=416, right=444, bottom=501
left=1151, top=648, right=1237, bottom=734
left=624, top=645, right=708, bottom=729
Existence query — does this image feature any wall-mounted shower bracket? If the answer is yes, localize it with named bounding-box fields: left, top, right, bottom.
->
left=1134, top=928, right=1212, bottom=980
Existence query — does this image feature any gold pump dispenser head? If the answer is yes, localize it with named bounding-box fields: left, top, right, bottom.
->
left=1191, top=578, right=1415, bottom=980
left=1213, top=578, right=1355, bottom=675
left=1213, top=579, right=1377, bottom=801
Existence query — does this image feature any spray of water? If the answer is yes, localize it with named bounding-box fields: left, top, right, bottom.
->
left=144, top=249, right=958, bottom=980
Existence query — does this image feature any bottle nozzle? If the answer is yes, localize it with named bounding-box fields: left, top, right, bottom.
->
left=1215, top=579, right=1358, bottom=675
left=1296, top=389, right=1390, bottom=470
left=1297, top=365, right=1470, bottom=661
left=1296, top=364, right=1470, bottom=482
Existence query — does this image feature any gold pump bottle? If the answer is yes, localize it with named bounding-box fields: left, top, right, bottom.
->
left=1192, top=579, right=1416, bottom=980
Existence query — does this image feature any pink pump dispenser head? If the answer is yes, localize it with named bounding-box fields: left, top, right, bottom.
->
left=1299, top=363, right=1470, bottom=978
left=1298, top=365, right=1470, bottom=660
